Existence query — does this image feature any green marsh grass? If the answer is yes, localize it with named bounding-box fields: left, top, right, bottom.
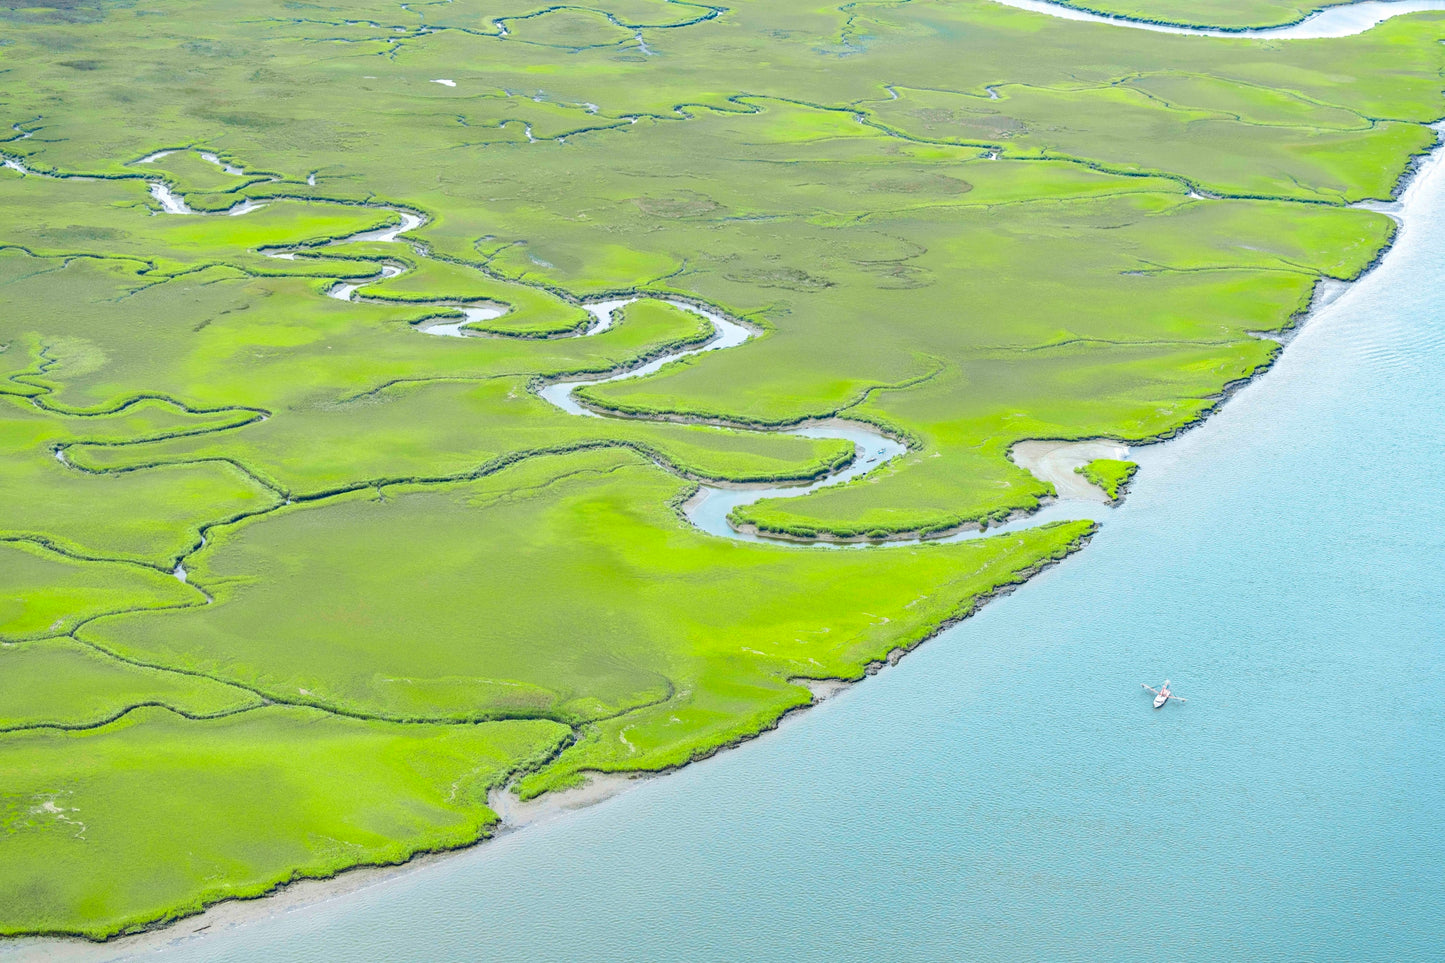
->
left=1077, top=458, right=1141, bottom=501
left=1, top=0, right=1442, bottom=935
left=0, top=542, right=195, bottom=641
left=0, top=707, right=568, bottom=939
left=0, top=637, right=258, bottom=730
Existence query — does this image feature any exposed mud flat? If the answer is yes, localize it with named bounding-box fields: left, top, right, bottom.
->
left=1010, top=439, right=1128, bottom=503
left=487, top=772, right=651, bottom=831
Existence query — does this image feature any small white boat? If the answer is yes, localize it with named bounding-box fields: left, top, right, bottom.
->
left=1142, top=679, right=1186, bottom=708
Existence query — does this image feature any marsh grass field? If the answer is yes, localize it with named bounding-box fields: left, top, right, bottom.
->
left=1, top=0, right=1442, bottom=940
left=1077, top=458, right=1139, bottom=502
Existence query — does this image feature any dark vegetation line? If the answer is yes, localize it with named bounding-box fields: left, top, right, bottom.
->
left=2, top=3, right=1438, bottom=938
left=334, top=371, right=530, bottom=403
left=0, top=245, right=157, bottom=283
left=521, top=89, right=1385, bottom=206
left=13, top=121, right=1326, bottom=565
left=0, top=535, right=205, bottom=584
left=1, top=140, right=930, bottom=737
left=870, top=75, right=1396, bottom=129
left=56, top=414, right=266, bottom=456
left=1006, top=335, right=1264, bottom=353
left=58, top=589, right=674, bottom=733
left=835, top=0, right=922, bottom=53
left=2, top=149, right=871, bottom=586
left=1120, top=263, right=1328, bottom=277
left=561, top=350, right=930, bottom=439
left=22, top=448, right=689, bottom=750
left=272, top=0, right=725, bottom=56
left=491, top=1, right=725, bottom=41
left=841, top=186, right=1197, bottom=223
left=63, top=450, right=290, bottom=502
left=3, top=84, right=1401, bottom=572
left=845, top=111, right=1354, bottom=206
left=6, top=349, right=291, bottom=498
left=1117, top=80, right=1374, bottom=130
left=7, top=347, right=271, bottom=420
left=106, top=262, right=253, bottom=299
left=10, top=516, right=1092, bottom=776
left=0, top=699, right=266, bottom=735
left=24, top=417, right=851, bottom=659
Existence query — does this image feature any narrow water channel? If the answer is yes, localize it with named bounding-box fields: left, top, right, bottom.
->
left=259, top=185, right=1022, bottom=548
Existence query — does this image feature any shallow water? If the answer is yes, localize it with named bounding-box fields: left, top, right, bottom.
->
left=991, top=0, right=1445, bottom=36
left=685, top=423, right=910, bottom=543
left=288, top=214, right=928, bottom=545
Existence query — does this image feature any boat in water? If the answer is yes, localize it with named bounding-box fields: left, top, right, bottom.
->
left=1142, top=679, right=1186, bottom=708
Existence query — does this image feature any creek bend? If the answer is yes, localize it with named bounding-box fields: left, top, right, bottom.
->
left=292, top=198, right=1112, bottom=547
left=2, top=67, right=1433, bottom=942
left=0, top=145, right=1111, bottom=552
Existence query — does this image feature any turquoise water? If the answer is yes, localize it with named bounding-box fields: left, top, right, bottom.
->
left=27, top=128, right=1445, bottom=963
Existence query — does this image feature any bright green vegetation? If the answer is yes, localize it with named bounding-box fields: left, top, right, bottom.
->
left=76, top=448, right=1091, bottom=792
left=1, top=0, right=1441, bottom=938
left=0, top=637, right=258, bottom=730
left=0, top=707, right=567, bottom=939
left=1078, top=458, right=1141, bottom=501
left=0, top=541, right=195, bottom=641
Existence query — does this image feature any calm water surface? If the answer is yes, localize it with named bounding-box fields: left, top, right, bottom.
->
left=21, top=127, right=1445, bottom=963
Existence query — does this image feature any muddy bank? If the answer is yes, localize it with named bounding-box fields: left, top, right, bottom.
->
left=1010, top=439, right=1128, bottom=503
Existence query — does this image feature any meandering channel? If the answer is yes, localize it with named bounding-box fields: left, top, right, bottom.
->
left=292, top=211, right=941, bottom=542
left=0, top=143, right=1108, bottom=554
left=5, top=4, right=1443, bottom=954
left=292, top=199, right=1109, bottom=546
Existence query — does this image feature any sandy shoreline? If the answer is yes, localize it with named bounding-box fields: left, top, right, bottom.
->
left=10, top=140, right=1441, bottom=956
left=487, top=772, right=653, bottom=831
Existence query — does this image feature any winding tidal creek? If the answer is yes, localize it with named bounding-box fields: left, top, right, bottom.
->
left=280, top=194, right=1096, bottom=548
